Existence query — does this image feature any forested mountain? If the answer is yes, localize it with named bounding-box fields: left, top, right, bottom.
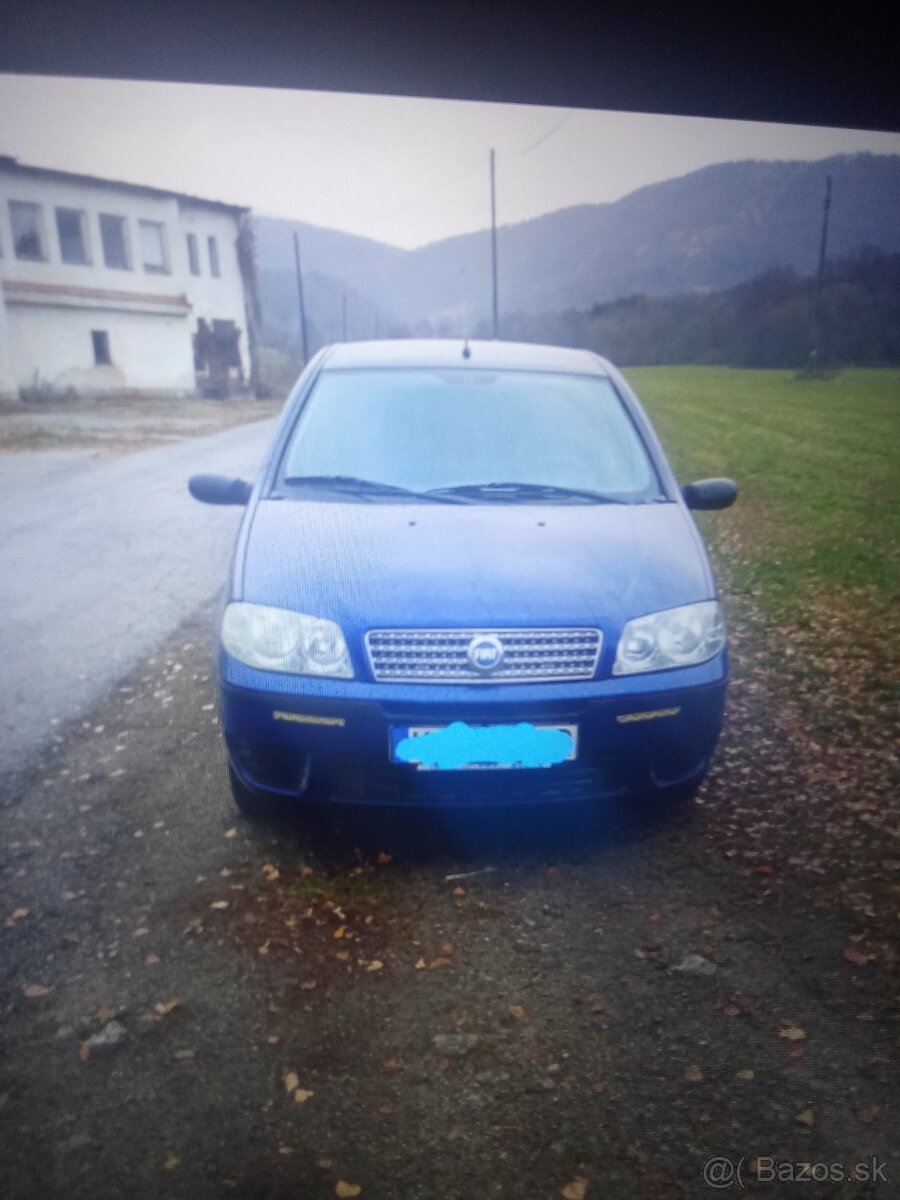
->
left=253, top=153, right=900, bottom=350
left=482, top=249, right=900, bottom=367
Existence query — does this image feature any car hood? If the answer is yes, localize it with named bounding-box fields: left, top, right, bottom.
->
left=238, top=499, right=713, bottom=639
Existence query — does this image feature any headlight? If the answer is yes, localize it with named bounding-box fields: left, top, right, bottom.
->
left=221, top=603, right=353, bottom=678
left=613, top=601, right=725, bottom=676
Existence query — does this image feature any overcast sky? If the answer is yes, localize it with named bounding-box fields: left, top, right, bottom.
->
left=2, top=74, right=898, bottom=249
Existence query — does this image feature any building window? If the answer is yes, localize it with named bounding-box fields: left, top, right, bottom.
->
left=208, top=235, right=220, bottom=278
left=139, top=220, right=169, bottom=274
left=186, top=232, right=200, bottom=275
left=56, top=207, right=91, bottom=265
left=99, top=214, right=131, bottom=270
left=91, top=331, right=111, bottom=366
left=9, top=200, right=47, bottom=261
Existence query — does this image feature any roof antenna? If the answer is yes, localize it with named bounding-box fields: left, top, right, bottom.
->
left=462, top=338, right=471, bottom=359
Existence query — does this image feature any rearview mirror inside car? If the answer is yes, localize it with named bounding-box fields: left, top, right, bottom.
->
left=188, top=474, right=252, bottom=505
left=682, top=478, right=737, bottom=510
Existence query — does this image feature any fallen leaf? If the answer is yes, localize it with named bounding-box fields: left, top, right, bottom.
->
left=336, top=1183, right=362, bottom=1198
left=335, top=950, right=350, bottom=961
left=383, top=1058, right=403, bottom=1071
left=451, top=886, right=465, bottom=896
left=429, top=957, right=452, bottom=970
left=299, top=866, right=315, bottom=878
left=441, top=942, right=454, bottom=955
left=224, top=827, right=237, bottom=839
left=778, top=1025, right=807, bottom=1041
left=300, top=980, right=317, bottom=991
left=22, top=983, right=51, bottom=998
left=279, top=1146, right=295, bottom=1156
left=96, top=1005, right=116, bottom=1023
left=414, top=958, right=426, bottom=970
left=78, top=1041, right=91, bottom=1062
left=376, top=852, right=392, bottom=865
left=684, top=1064, right=704, bottom=1083
left=145, top=953, right=160, bottom=965
left=10, top=908, right=29, bottom=921
left=794, top=1109, right=814, bottom=1126
left=284, top=1071, right=300, bottom=1093
left=258, top=942, right=271, bottom=956
left=164, top=1153, right=180, bottom=1170
left=842, top=946, right=871, bottom=966
left=508, top=1005, right=526, bottom=1020
left=209, top=900, right=229, bottom=910
left=735, top=1069, right=755, bottom=1081
left=366, top=960, right=384, bottom=972
left=333, top=926, right=346, bottom=940
left=294, top=1088, right=314, bottom=1103
left=561, top=1176, right=588, bottom=1200
left=753, top=865, right=776, bottom=876
left=154, top=999, right=181, bottom=1016
left=261, top=864, right=280, bottom=882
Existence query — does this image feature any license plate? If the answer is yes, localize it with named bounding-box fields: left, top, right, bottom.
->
left=390, top=721, right=578, bottom=771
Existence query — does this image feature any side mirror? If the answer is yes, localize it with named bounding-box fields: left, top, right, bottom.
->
left=188, top=474, right=252, bottom=506
left=682, top=478, right=737, bottom=511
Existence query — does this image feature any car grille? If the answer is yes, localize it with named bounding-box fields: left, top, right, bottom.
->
left=365, top=627, right=602, bottom=684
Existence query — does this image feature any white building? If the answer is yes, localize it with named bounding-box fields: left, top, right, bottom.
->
left=0, top=156, right=256, bottom=399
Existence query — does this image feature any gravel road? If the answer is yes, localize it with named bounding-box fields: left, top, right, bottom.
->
left=0, top=420, right=274, bottom=779
left=0, top=602, right=895, bottom=1200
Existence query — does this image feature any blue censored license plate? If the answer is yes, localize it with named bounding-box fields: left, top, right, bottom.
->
left=390, top=721, right=578, bottom=771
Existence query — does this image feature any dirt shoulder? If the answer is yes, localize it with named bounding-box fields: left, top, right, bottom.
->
left=0, top=598, right=896, bottom=1199
left=0, top=394, right=284, bottom=455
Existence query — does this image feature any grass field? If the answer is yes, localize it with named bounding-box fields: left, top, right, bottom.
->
left=625, top=366, right=900, bottom=615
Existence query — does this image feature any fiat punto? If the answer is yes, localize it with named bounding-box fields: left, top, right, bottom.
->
left=189, top=340, right=736, bottom=815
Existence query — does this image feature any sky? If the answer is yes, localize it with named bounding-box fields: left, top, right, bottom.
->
left=1, top=74, right=898, bottom=250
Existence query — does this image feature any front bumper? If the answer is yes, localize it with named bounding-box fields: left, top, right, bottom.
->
left=219, top=652, right=727, bottom=806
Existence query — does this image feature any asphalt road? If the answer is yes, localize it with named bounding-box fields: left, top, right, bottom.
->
left=0, top=420, right=275, bottom=780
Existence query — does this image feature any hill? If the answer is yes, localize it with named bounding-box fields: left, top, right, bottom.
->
left=253, top=153, right=900, bottom=348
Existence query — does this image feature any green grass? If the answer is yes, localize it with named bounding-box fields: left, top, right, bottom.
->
left=624, top=367, right=900, bottom=613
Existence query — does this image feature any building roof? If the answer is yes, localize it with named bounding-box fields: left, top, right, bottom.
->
left=0, top=154, right=249, bottom=215
left=319, top=338, right=611, bottom=374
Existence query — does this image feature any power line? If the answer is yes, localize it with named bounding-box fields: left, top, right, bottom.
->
left=514, top=111, right=573, bottom=157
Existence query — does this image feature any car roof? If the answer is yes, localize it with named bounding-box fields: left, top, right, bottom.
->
left=318, top=338, right=612, bottom=375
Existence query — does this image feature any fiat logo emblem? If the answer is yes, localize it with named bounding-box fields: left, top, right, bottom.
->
left=467, top=634, right=505, bottom=672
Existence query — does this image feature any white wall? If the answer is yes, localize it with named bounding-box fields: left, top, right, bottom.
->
left=179, top=202, right=250, bottom=376
left=0, top=164, right=248, bottom=394
left=0, top=294, right=15, bottom=398
left=6, top=304, right=195, bottom=393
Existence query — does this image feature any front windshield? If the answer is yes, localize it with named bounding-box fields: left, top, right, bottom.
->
left=278, top=367, right=664, bottom=501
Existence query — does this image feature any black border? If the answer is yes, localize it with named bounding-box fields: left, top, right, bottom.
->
left=1, top=0, right=897, bottom=132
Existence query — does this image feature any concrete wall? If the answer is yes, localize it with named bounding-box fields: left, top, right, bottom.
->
left=179, top=202, right=250, bottom=370
left=0, top=292, right=15, bottom=399
left=0, top=164, right=248, bottom=395
left=6, top=304, right=195, bottom=394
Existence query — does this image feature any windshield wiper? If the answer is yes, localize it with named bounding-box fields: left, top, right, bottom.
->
left=281, top=475, right=465, bottom=502
left=425, top=481, right=634, bottom=504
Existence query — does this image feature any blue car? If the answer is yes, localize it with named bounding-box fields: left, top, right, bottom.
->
left=189, top=339, right=736, bottom=816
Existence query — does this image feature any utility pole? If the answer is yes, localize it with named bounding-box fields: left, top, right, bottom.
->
left=490, top=148, right=499, bottom=339
left=342, top=292, right=348, bottom=341
left=811, top=175, right=832, bottom=368
left=292, top=231, right=309, bottom=364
